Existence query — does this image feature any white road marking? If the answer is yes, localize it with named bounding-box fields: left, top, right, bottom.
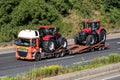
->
left=0, top=76, right=7, bottom=78
left=117, top=42, right=120, bottom=44
left=47, top=56, right=74, bottom=62
left=0, top=51, right=15, bottom=54
left=118, top=48, right=120, bottom=50
left=73, top=60, right=92, bottom=65
left=102, top=75, right=120, bottom=80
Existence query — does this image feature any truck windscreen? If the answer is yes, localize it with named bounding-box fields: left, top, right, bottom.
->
left=16, top=38, right=30, bottom=47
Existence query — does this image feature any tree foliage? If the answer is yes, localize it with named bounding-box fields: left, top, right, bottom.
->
left=0, top=0, right=120, bottom=42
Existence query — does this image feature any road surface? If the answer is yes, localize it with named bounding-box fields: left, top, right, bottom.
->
left=0, top=38, right=120, bottom=77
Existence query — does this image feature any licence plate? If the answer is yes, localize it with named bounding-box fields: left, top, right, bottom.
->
left=20, top=57, right=25, bottom=59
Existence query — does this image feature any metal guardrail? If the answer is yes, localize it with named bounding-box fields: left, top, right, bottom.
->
left=0, top=42, right=14, bottom=46
left=0, top=30, right=120, bottom=46
left=107, top=30, right=120, bottom=34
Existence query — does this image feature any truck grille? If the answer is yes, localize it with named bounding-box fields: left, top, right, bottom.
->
left=18, top=49, right=28, bottom=57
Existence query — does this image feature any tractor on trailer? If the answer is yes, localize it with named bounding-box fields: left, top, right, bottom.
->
left=38, top=26, right=67, bottom=53
left=74, top=20, right=106, bottom=46
left=15, top=21, right=108, bottom=61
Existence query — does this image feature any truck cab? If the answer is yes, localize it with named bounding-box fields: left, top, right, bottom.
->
left=15, top=30, right=41, bottom=60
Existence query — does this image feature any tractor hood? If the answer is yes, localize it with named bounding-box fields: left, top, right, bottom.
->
left=42, top=35, right=53, bottom=41
left=82, top=28, right=91, bottom=34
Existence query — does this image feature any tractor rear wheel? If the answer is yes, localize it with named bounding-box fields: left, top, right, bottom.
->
left=86, top=35, right=95, bottom=46
left=43, top=39, right=55, bottom=52
left=74, top=35, right=79, bottom=44
left=99, top=30, right=106, bottom=44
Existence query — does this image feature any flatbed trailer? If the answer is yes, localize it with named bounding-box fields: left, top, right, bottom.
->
left=41, top=43, right=109, bottom=59
left=66, top=43, right=109, bottom=55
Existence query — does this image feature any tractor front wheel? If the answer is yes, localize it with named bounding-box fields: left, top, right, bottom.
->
left=58, top=37, right=68, bottom=48
left=99, top=30, right=106, bottom=44
left=86, top=35, right=95, bottom=46
left=61, top=38, right=67, bottom=48
left=43, top=39, right=55, bottom=52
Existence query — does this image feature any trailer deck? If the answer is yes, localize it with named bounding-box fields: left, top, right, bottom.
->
left=67, top=43, right=109, bottom=55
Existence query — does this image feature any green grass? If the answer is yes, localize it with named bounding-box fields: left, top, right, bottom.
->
left=1, top=53, right=120, bottom=80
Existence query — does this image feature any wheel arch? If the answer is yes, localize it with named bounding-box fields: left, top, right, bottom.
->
left=42, top=35, right=54, bottom=41
left=97, top=28, right=106, bottom=34
left=33, top=51, right=41, bottom=57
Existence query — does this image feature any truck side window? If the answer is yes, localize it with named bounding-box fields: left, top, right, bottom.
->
left=35, top=31, right=38, bottom=36
left=32, top=39, right=36, bottom=47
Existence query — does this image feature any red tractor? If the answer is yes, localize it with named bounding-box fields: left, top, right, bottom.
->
left=74, top=20, right=106, bottom=46
left=39, top=26, right=67, bottom=52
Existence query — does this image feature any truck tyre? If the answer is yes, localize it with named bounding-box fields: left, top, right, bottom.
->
left=99, top=30, right=106, bottom=44
left=35, top=52, right=41, bottom=61
left=54, top=53, right=60, bottom=58
left=43, top=39, right=55, bottom=52
left=60, top=52, right=65, bottom=57
left=86, top=35, right=95, bottom=46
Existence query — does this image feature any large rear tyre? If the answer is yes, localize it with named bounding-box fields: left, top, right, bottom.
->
left=74, top=35, right=79, bottom=44
left=86, top=35, right=95, bottom=46
left=99, top=30, right=106, bottom=44
left=43, top=39, right=55, bottom=52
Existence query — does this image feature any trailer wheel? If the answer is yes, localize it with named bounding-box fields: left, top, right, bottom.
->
left=91, top=48, right=95, bottom=52
left=60, top=52, right=65, bottom=57
left=98, top=47, right=102, bottom=51
left=54, top=53, right=60, bottom=58
left=35, top=53, right=41, bottom=61
left=102, top=46, right=105, bottom=50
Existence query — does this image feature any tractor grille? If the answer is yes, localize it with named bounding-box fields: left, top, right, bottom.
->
left=18, top=49, right=28, bottom=57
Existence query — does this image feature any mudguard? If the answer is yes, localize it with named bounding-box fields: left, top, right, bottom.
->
left=42, top=35, right=53, bottom=41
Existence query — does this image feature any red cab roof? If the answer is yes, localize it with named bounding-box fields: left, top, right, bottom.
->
left=39, top=26, right=55, bottom=29
left=85, top=20, right=100, bottom=23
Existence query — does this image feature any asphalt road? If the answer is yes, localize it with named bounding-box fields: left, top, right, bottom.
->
left=103, top=75, right=120, bottom=80
left=0, top=38, right=120, bottom=77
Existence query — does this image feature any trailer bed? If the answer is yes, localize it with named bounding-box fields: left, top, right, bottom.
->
left=67, top=43, right=109, bottom=54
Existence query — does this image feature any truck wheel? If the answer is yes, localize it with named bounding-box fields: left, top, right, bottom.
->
left=35, top=53, right=41, bottom=61
left=86, top=35, right=95, bottom=46
left=60, top=52, right=65, bottom=57
left=99, top=30, right=106, bottom=44
left=54, top=53, right=60, bottom=58
left=43, top=39, right=55, bottom=52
